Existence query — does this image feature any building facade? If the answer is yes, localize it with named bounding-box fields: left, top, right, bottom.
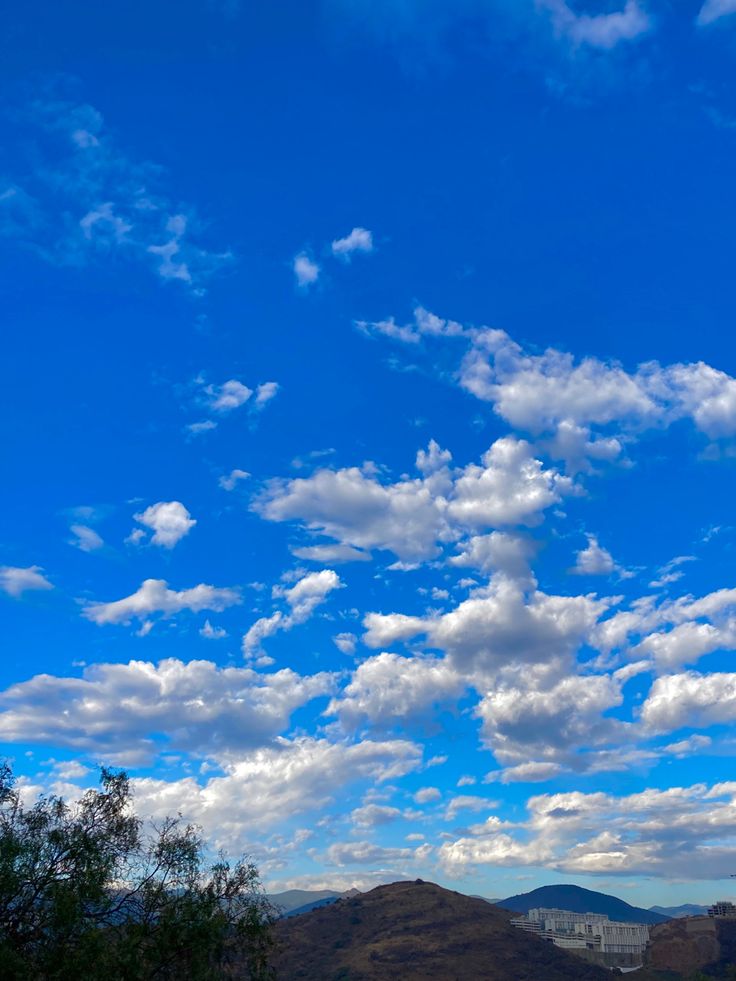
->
left=510, top=906, right=650, bottom=961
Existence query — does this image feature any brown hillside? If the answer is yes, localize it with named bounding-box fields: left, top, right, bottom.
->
left=638, top=916, right=736, bottom=979
left=272, top=879, right=613, bottom=981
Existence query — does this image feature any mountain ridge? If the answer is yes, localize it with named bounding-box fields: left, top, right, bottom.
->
left=498, top=883, right=669, bottom=925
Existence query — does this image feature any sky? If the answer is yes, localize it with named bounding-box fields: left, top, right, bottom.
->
left=3, top=0, right=736, bottom=909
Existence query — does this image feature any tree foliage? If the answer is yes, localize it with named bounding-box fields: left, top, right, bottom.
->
left=0, top=762, right=275, bottom=980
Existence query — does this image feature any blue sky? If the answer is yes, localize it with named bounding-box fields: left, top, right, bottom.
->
left=3, top=0, right=736, bottom=907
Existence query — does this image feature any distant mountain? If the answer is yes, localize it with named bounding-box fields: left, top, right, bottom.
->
left=281, top=895, right=341, bottom=918
left=274, top=879, right=613, bottom=980
left=498, top=884, right=669, bottom=925
left=268, top=888, right=342, bottom=914
left=650, top=903, right=709, bottom=918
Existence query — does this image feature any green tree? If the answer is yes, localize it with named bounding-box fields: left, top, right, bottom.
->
left=0, top=762, right=275, bottom=980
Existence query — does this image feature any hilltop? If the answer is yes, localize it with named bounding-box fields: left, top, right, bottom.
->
left=273, top=879, right=613, bottom=980
left=498, top=883, right=669, bottom=925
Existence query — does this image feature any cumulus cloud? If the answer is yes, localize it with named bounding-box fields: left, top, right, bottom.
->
left=413, top=787, right=441, bottom=804
left=132, top=736, right=422, bottom=848
left=219, top=468, right=250, bottom=491
left=363, top=575, right=609, bottom=678
left=360, top=307, right=736, bottom=455
left=0, top=565, right=54, bottom=597
left=68, top=524, right=104, bottom=552
left=255, top=381, right=279, bottom=406
left=697, top=0, right=736, bottom=25
left=328, top=653, right=466, bottom=729
left=200, top=619, right=227, bottom=639
left=293, top=252, right=320, bottom=287
left=641, top=671, right=736, bottom=733
left=594, top=584, right=736, bottom=670
left=570, top=534, right=621, bottom=576
left=242, top=569, right=343, bottom=653
left=333, top=632, right=357, bottom=655
left=331, top=227, right=374, bottom=258
left=83, top=578, right=241, bottom=626
left=0, top=658, right=337, bottom=763
left=256, top=437, right=570, bottom=565
left=476, top=673, right=627, bottom=770
left=450, top=531, right=537, bottom=585
left=131, top=501, right=196, bottom=548
left=205, top=379, right=253, bottom=412
left=438, top=781, right=736, bottom=879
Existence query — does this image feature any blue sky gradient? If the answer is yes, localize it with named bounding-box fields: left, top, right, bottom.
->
left=3, top=0, right=736, bottom=906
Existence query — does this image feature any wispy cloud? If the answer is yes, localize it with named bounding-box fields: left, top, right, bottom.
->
left=1, top=81, right=232, bottom=291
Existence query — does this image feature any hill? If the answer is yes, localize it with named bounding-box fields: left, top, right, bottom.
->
left=273, top=879, right=613, bottom=980
left=637, top=915, right=736, bottom=978
left=650, top=903, right=709, bottom=918
left=498, top=883, right=668, bottom=925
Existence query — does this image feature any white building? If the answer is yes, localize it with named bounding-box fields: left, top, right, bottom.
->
left=512, top=907, right=649, bottom=957
left=708, top=901, right=736, bottom=918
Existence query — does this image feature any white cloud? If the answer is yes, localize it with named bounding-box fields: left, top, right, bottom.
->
left=363, top=576, right=609, bottom=679
left=325, top=840, right=421, bottom=866
left=444, top=795, right=498, bottom=821
left=663, top=734, right=712, bottom=758
left=186, top=420, right=217, bottom=436
left=486, top=761, right=564, bottom=783
left=438, top=781, right=736, bottom=879
left=450, top=531, right=537, bottom=585
left=538, top=0, right=651, bottom=49
left=132, top=736, right=422, bottom=848
left=0, top=658, right=337, bottom=763
left=447, top=437, right=573, bottom=528
left=333, top=632, right=357, bottom=655
left=331, top=227, right=374, bottom=258
left=132, top=501, right=196, bottom=548
left=413, top=786, right=441, bottom=804
left=199, top=619, right=227, bottom=640
left=219, top=468, right=250, bottom=491
left=641, top=671, right=736, bottom=733
left=83, top=578, right=241, bottom=626
left=242, top=569, right=343, bottom=653
left=291, top=543, right=372, bottom=563
left=363, top=307, right=736, bottom=453
left=206, top=379, right=253, bottom=412
left=68, top=524, right=104, bottom=552
left=293, top=252, right=320, bottom=287
left=476, top=673, right=626, bottom=770
left=570, top=534, right=617, bottom=576
left=256, top=437, right=569, bottom=565
left=0, top=565, right=54, bottom=597
left=697, top=0, right=736, bottom=25
left=351, top=803, right=403, bottom=827
left=328, top=652, right=465, bottom=729
left=255, top=381, right=279, bottom=406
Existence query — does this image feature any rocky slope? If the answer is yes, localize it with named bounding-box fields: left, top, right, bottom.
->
left=273, top=879, right=613, bottom=981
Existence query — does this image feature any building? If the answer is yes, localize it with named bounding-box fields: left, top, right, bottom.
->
left=510, top=906, right=650, bottom=964
left=708, top=901, right=736, bottom=918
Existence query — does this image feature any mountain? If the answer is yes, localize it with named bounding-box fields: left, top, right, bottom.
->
left=281, top=896, right=341, bottom=918
left=650, top=903, right=709, bottom=918
left=273, top=879, right=613, bottom=980
left=268, top=889, right=342, bottom=914
left=498, top=884, right=669, bottom=925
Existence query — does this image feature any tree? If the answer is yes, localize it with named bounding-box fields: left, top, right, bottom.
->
left=0, top=762, right=276, bottom=980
